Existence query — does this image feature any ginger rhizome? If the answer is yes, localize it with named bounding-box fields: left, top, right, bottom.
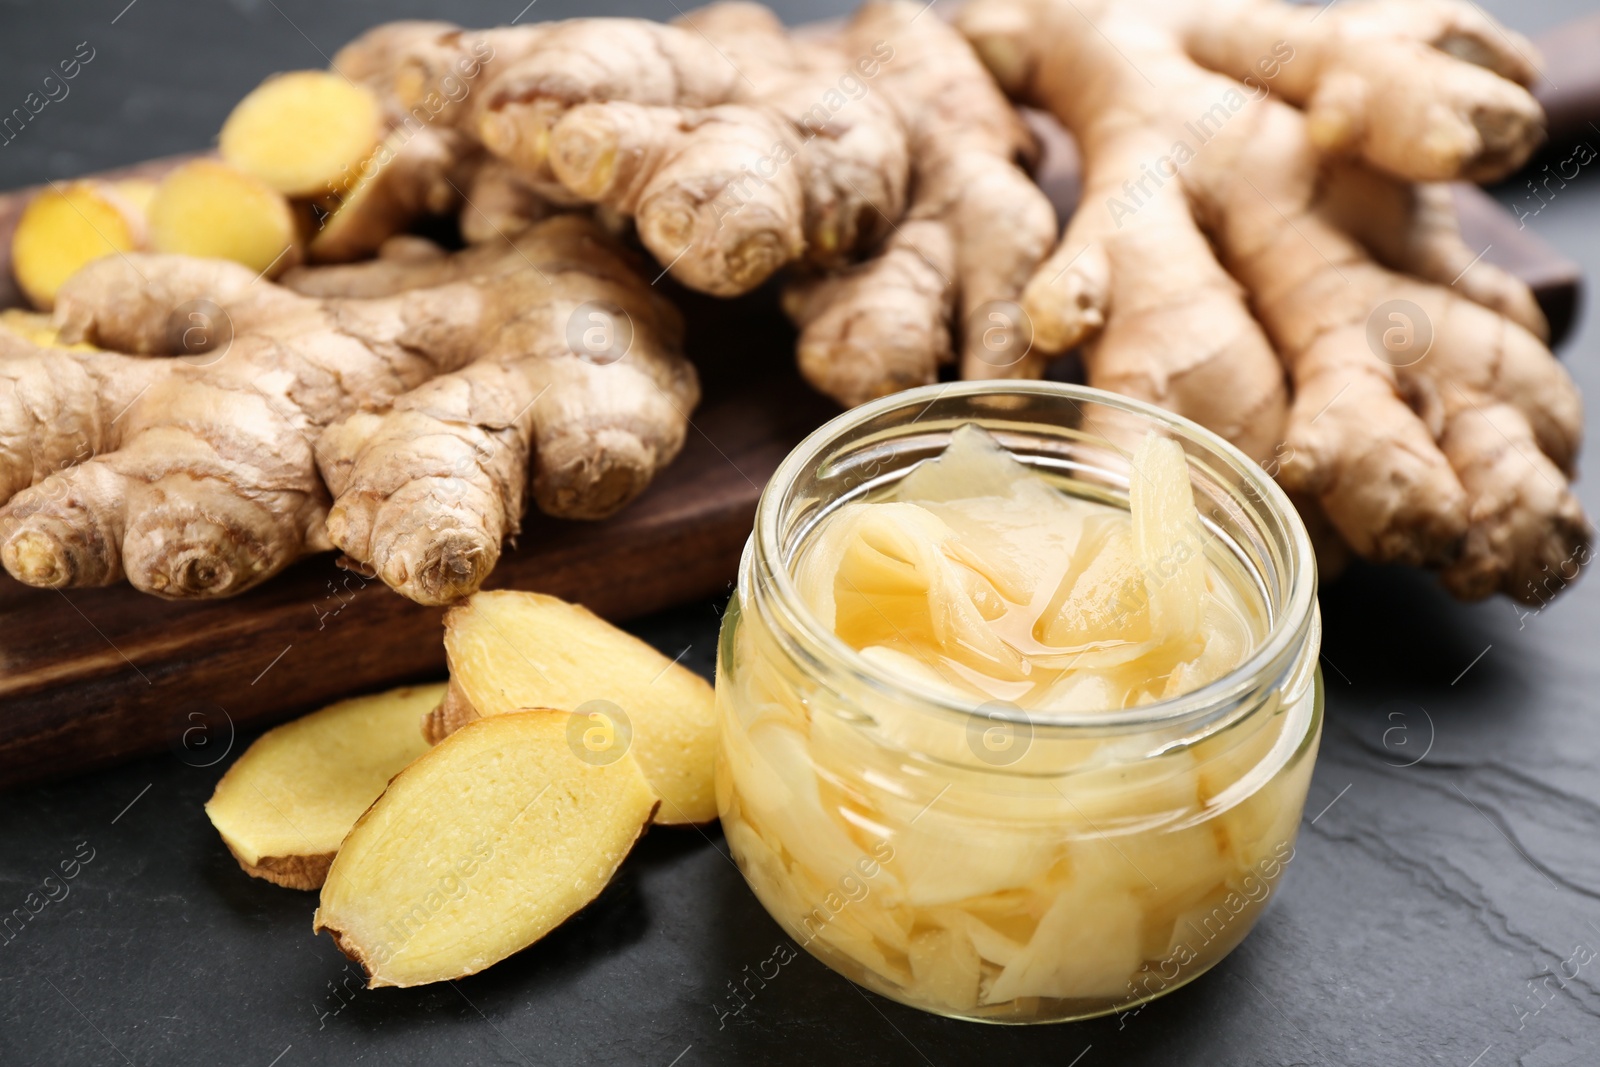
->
left=282, top=218, right=696, bottom=604
left=957, top=0, right=1587, bottom=602
left=313, top=1, right=1058, bottom=407
left=205, top=683, right=443, bottom=889
left=0, top=215, right=695, bottom=601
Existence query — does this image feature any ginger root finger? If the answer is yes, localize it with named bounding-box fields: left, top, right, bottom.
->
left=793, top=0, right=1056, bottom=393
left=10, top=180, right=150, bottom=310
left=475, top=19, right=740, bottom=190
left=220, top=70, right=385, bottom=197
left=313, top=709, right=659, bottom=988
left=1318, top=166, right=1547, bottom=340
left=443, top=590, right=717, bottom=825
left=205, top=684, right=443, bottom=890
left=551, top=101, right=806, bottom=295
left=1182, top=0, right=1544, bottom=183
left=289, top=216, right=694, bottom=603
left=785, top=219, right=955, bottom=406
left=146, top=160, right=303, bottom=278
left=458, top=158, right=553, bottom=244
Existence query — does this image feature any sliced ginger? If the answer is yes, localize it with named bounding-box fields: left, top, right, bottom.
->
left=314, top=710, right=659, bottom=987
left=10, top=180, right=150, bottom=309
left=440, top=590, right=717, bottom=824
left=146, top=159, right=302, bottom=276
left=220, top=70, right=384, bottom=197
left=795, top=426, right=1256, bottom=711
left=204, top=683, right=443, bottom=889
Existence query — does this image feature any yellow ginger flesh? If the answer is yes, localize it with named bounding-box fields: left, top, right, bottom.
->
left=794, top=425, right=1262, bottom=711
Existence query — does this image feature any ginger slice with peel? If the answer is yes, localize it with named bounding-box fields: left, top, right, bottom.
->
left=146, top=160, right=303, bottom=277
left=205, top=683, right=443, bottom=890
left=314, top=710, right=659, bottom=988
left=441, top=590, right=717, bottom=825
left=220, top=70, right=384, bottom=197
left=10, top=180, right=150, bottom=310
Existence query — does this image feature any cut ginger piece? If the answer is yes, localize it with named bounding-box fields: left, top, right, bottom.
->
left=204, top=683, right=443, bottom=889
left=10, top=180, right=149, bottom=309
left=313, top=710, right=658, bottom=988
left=441, top=590, right=717, bottom=825
left=220, top=70, right=384, bottom=197
left=147, top=159, right=302, bottom=276
left=1129, top=432, right=1207, bottom=649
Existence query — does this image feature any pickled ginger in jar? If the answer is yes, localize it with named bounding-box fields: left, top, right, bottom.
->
left=714, top=382, right=1321, bottom=1023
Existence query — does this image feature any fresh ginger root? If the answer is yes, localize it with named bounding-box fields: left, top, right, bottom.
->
left=0, top=215, right=693, bottom=600
left=439, top=590, right=718, bottom=825
left=146, top=159, right=303, bottom=277
left=327, top=2, right=1056, bottom=405
left=314, top=710, right=659, bottom=988
left=220, top=70, right=385, bottom=198
left=10, top=180, right=152, bottom=309
left=282, top=216, right=696, bottom=604
left=205, top=683, right=443, bottom=889
left=958, top=0, right=1588, bottom=603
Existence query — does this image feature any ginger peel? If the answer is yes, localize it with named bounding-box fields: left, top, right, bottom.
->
left=204, top=684, right=443, bottom=890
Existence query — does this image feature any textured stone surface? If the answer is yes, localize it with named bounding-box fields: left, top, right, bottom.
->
left=2, top=2, right=1599, bottom=1065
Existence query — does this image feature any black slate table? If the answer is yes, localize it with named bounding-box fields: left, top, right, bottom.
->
left=4, top=2, right=1600, bottom=1065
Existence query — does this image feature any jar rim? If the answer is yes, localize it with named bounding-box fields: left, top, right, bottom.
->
left=751, top=380, right=1319, bottom=735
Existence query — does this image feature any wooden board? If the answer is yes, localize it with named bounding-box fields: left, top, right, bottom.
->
left=0, top=98, right=1587, bottom=792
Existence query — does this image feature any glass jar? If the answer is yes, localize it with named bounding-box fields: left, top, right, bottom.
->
left=714, top=382, right=1322, bottom=1024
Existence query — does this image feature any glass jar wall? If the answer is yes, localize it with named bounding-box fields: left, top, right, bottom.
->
left=715, top=382, right=1322, bottom=1023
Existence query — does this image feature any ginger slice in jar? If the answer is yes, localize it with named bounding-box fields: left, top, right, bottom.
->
left=982, top=883, right=1145, bottom=1005
left=1128, top=432, right=1208, bottom=653
left=892, top=424, right=1087, bottom=605
left=314, top=711, right=658, bottom=988
left=908, top=925, right=983, bottom=1013
left=820, top=502, right=1024, bottom=682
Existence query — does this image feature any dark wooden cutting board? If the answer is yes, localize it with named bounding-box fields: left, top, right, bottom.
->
left=0, top=76, right=1588, bottom=790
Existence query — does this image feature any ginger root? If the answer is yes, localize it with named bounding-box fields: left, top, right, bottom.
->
left=283, top=216, right=696, bottom=604
left=204, top=683, right=443, bottom=889
left=326, top=2, right=1057, bottom=406
left=957, top=0, right=1588, bottom=602
left=0, top=215, right=693, bottom=601
left=440, top=590, right=718, bottom=825
left=313, top=709, right=659, bottom=988
left=10, top=180, right=151, bottom=309
left=146, top=159, right=303, bottom=277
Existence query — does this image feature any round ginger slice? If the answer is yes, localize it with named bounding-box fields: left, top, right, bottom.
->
left=204, top=683, right=443, bottom=889
left=220, top=70, right=383, bottom=197
left=147, top=159, right=302, bottom=276
left=10, top=181, right=148, bottom=310
left=313, top=710, right=660, bottom=988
